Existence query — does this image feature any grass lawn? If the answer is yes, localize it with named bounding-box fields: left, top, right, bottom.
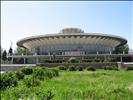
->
left=1, top=69, right=133, bottom=100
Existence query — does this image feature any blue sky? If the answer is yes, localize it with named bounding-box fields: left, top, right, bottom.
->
left=1, top=1, right=133, bottom=51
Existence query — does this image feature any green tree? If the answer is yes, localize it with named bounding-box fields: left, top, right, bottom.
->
left=0, top=46, right=3, bottom=60
left=16, top=46, right=28, bottom=55
left=2, top=50, right=7, bottom=63
left=8, top=47, right=13, bottom=61
left=113, top=44, right=129, bottom=54
left=13, top=47, right=29, bottom=64
left=9, top=47, right=13, bottom=55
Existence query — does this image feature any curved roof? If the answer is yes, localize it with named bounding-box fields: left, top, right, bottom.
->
left=17, top=33, right=127, bottom=49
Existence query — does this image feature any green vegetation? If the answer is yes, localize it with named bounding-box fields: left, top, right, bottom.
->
left=68, top=65, right=77, bottom=71
left=126, top=66, right=133, bottom=71
left=113, top=43, right=129, bottom=54
left=1, top=66, right=133, bottom=100
left=103, top=65, right=119, bottom=71
left=16, top=46, right=29, bottom=55
left=7, top=47, right=13, bottom=62
left=2, top=50, right=7, bottom=63
left=1, top=72, right=18, bottom=90
left=76, top=66, right=83, bottom=71
left=23, top=76, right=40, bottom=87
left=58, top=65, right=67, bottom=70
left=15, top=71, right=25, bottom=80
left=68, top=57, right=79, bottom=63
left=86, top=66, right=96, bottom=71
left=20, top=66, right=33, bottom=75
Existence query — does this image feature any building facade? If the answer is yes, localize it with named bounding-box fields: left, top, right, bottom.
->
left=17, top=28, right=127, bottom=56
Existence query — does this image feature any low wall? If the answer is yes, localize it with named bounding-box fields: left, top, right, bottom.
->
left=1, top=64, right=36, bottom=71
left=1, top=62, right=131, bottom=71
left=123, top=62, right=133, bottom=68
left=37, top=62, right=118, bottom=68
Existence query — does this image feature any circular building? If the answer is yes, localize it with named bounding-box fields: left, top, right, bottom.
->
left=17, top=28, right=127, bottom=55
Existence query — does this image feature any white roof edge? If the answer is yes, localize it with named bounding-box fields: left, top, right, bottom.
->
left=17, top=33, right=127, bottom=47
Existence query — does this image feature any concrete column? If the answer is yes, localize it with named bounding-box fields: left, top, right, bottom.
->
left=49, top=56, right=51, bottom=60
left=82, top=57, right=84, bottom=60
left=36, top=57, right=38, bottom=64
left=11, top=57, right=13, bottom=64
left=62, top=52, right=64, bottom=55
left=117, top=62, right=123, bottom=69
left=120, top=56, right=123, bottom=63
left=48, top=52, right=50, bottom=55
left=104, top=56, right=106, bottom=62
left=34, top=53, right=37, bottom=55
left=62, top=57, right=64, bottom=60
left=24, top=58, right=26, bottom=64
left=81, top=57, right=84, bottom=63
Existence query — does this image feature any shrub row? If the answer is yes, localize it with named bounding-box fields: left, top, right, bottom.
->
left=32, top=68, right=58, bottom=80
left=1, top=66, right=59, bottom=90
left=22, top=67, right=59, bottom=87
left=58, top=65, right=96, bottom=71
left=23, top=76, right=40, bottom=88
left=58, top=65, right=67, bottom=70
left=126, top=66, right=133, bottom=71
left=20, top=67, right=33, bottom=75
left=86, top=67, right=96, bottom=71
left=20, top=66, right=59, bottom=79
left=58, top=65, right=123, bottom=71
left=103, top=65, right=119, bottom=71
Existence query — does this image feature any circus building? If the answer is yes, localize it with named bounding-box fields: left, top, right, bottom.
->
left=17, top=28, right=127, bottom=56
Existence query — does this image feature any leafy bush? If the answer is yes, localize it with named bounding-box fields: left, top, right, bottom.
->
left=104, top=65, right=118, bottom=71
left=33, top=68, right=47, bottom=80
left=45, top=70, right=54, bottom=79
left=0, top=72, right=18, bottom=90
left=23, top=77, right=40, bottom=87
left=20, top=66, right=33, bottom=75
left=35, top=90, right=54, bottom=100
left=68, top=65, right=77, bottom=71
left=68, top=57, right=79, bottom=63
left=15, top=71, right=25, bottom=80
left=126, top=66, right=133, bottom=71
left=58, top=65, right=67, bottom=70
left=86, top=66, right=96, bottom=71
left=76, top=66, right=83, bottom=71
left=44, top=90, right=54, bottom=100
left=51, top=69, right=59, bottom=77
left=103, top=66, right=108, bottom=70
left=33, top=67, right=59, bottom=80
